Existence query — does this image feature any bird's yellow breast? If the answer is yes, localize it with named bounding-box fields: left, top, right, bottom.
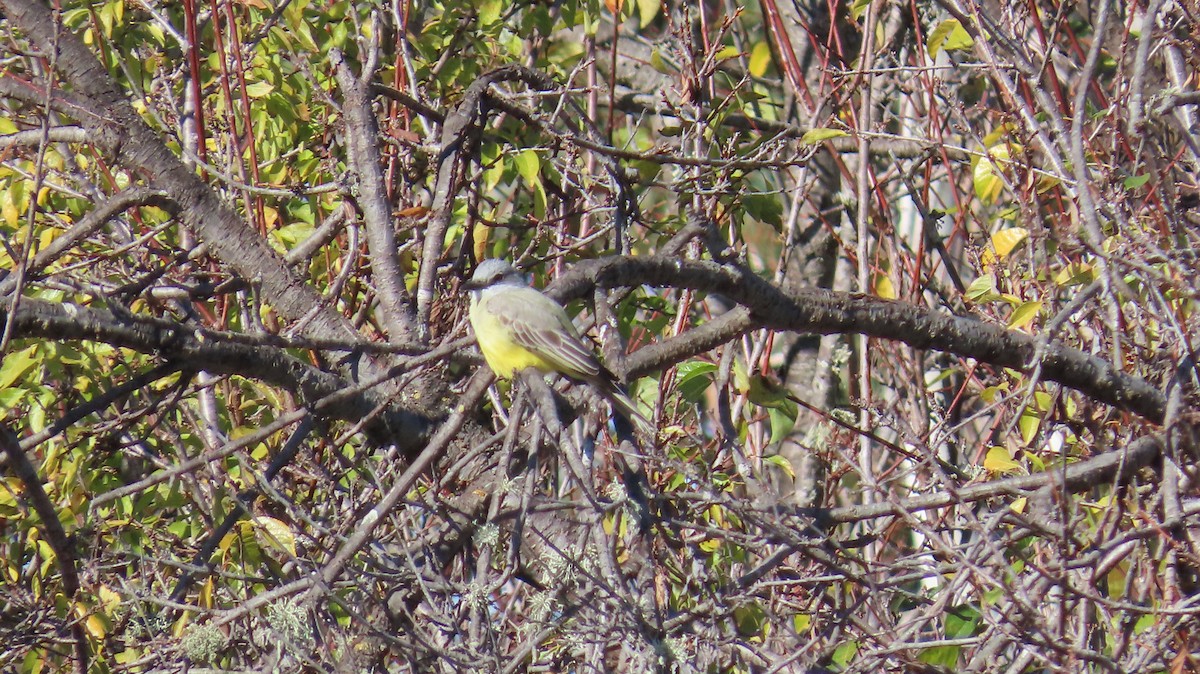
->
left=469, top=296, right=556, bottom=379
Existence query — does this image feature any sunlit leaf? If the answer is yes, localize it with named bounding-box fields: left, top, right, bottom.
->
left=800, top=127, right=848, bottom=145
left=927, top=19, right=975, bottom=58
left=253, top=516, right=297, bottom=557
left=965, top=274, right=1000, bottom=303
left=973, top=155, right=1004, bottom=204
left=980, top=227, right=1028, bottom=266
left=1019, top=407, right=1041, bottom=445
left=833, top=641, right=860, bottom=666
left=637, top=0, right=660, bottom=27
left=874, top=273, right=896, bottom=299
left=749, top=41, right=773, bottom=78
left=1007, top=300, right=1041, bottom=330
left=983, top=446, right=1022, bottom=474
left=0, top=345, right=39, bottom=390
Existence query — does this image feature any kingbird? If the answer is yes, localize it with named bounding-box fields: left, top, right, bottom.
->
left=464, top=259, right=651, bottom=436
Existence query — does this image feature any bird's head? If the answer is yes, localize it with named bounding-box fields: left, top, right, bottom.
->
left=464, top=259, right=527, bottom=291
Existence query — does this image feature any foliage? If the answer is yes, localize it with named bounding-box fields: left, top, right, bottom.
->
left=0, top=0, right=1197, bottom=672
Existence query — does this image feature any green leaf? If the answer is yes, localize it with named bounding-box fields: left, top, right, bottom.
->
left=1019, top=407, right=1041, bottom=445
left=244, top=80, right=275, bottom=99
left=919, top=645, right=960, bottom=667
left=649, top=49, right=674, bottom=75
left=743, top=193, right=783, bottom=227
left=848, top=0, right=870, bottom=21
left=832, top=640, right=859, bottom=666
left=764, top=453, right=796, bottom=479
left=1124, top=173, right=1151, bottom=189
left=1007, top=300, right=1041, bottom=330
left=965, top=274, right=1000, bottom=303
left=928, top=19, right=975, bottom=58
left=0, top=345, right=39, bottom=390
left=945, top=605, right=980, bottom=638
left=800, top=127, right=848, bottom=145
left=514, top=149, right=540, bottom=187
left=478, top=0, right=503, bottom=26
left=767, top=405, right=797, bottom=445
left=677, top=361, right=717, bottom=403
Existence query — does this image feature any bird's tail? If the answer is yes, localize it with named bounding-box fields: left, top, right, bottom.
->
left=600, top=379, right=653, bottom=439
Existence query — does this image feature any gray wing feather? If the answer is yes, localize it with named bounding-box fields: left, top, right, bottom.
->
left=485, top=287, right=601, bottom=379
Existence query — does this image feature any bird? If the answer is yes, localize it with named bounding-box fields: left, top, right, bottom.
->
left=463, top=259, right=651, bottom=437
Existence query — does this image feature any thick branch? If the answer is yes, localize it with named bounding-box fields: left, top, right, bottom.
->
left=2, top=299, right=429, bottom=450
left=822, top=433, right=1163, bottom=524
left=554, top=257, right=1167, bottom=423
left=416, top=65, right=542, bottom=339
left=332, top=50, right=416, bottom=341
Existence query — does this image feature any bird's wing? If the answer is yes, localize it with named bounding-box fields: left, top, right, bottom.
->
left=484, top=287, right=602, bottom=380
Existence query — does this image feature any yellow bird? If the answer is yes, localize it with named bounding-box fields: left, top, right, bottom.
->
left=464, top=259, right=650, bottom=437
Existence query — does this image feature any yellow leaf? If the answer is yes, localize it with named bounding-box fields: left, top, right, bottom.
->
left=973, top=156, right=1003, bottom=205
left=990, top=226, right=1028, bottom=258
left=252, top=516, right=297, bottom=556
left=261, top=205, right=279, bottom=229
left=800, top=128, right=848, bottom=145
left=980, top=226, right=1028, bottom=266
left=75, top=601, right=107, bottom=639
left=927, top=18, right=975, bottom=58
left=85, top=612, right=107, bottom=639
left=1010, top=496, right=1027, bottom=514
left=1054, top=261, right=1094, bottom=286
left=874, top=273, right=896, bottom=299
left=749, top=41, right=773, bottom=78
left=637, top=0, right=660, bottom=27
left=200, top=577, right=214, bottom=609
left=2, top=191, right=20, bottom=228
left=983, top=446, right=1022, bottom=474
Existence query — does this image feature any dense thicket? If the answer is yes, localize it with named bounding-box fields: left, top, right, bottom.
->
left=1, top=0, right=1197, bottom=672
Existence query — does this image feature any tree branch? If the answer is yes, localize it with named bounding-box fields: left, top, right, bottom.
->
left=553, top=257, right=1168, bottom=423
left=0, top=0, right=407, bottom=397
left=1, top=299, right=429, bottom=450
left=0, top=424, right=89, bottom=674
left=332, top=50, right=416, bottom=342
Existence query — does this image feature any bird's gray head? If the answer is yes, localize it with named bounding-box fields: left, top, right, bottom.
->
left=465, top=259, right=527, bottom=290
